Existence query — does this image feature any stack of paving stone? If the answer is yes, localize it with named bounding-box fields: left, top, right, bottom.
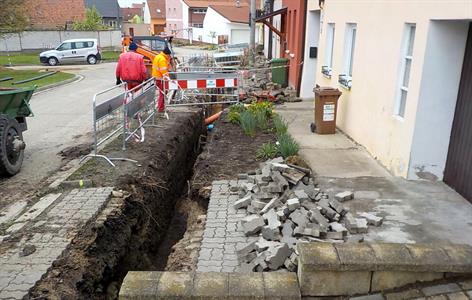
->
left=230, top=157, right=383, bottom=272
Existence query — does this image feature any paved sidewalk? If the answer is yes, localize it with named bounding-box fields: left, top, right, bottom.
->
left=197, top=180, right=258, bottom=273
left=277, top=100, right=472, bottom=246
left=0, top=187, right=112, bottom=299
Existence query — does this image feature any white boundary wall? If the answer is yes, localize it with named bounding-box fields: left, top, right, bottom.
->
left=0, top=30, right=122, bottom=51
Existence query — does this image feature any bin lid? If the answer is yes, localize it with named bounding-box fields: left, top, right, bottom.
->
left=270, top=58, right=289, bottom=64
left=313, top=86, right=342, bottom=96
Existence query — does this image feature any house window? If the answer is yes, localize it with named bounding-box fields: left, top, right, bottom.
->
left=322, top=23, right=335, bottom=78
left=395, top=24, right=416, bottom=118
left=339, top=23, right=357, bottom=89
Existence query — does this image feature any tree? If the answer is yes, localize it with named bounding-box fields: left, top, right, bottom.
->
left=0, top=0, right=28, bottom=37
left=73, top=6, right=109, bottom=31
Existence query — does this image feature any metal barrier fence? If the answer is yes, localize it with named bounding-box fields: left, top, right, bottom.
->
left=122, top=78, right=157, bottom=150
left=163, top=71, right=241, bottom=107
left=81, top=78, right=157, bottom=167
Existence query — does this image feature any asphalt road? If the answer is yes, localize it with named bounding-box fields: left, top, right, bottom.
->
left=0, top=62, right=117, bottom=208
left=0, top=46, right=211, bottom=209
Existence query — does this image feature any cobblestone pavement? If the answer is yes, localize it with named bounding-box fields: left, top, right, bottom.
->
left=0, top=187, right=113, bottom=299
left=350, top=279, right=472, bottom=300
left=197, top=180, right=258, bottom=272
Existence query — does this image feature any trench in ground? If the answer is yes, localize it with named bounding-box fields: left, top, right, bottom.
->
left=29, top=107, right=276, bottom=299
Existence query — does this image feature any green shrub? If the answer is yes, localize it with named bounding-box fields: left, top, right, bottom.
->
left=277, top=133, right=300, bottom=158
left=239, top=111, right=257, bottom=136
left=273, top=114, right=288, bottom=137
left=227, top=111, right=241, bottom=123
left=248, top=101, right=273, bottom=119
left=256, top=142, right=278, bottom=160
left=226, top=104, right=246, bottom=123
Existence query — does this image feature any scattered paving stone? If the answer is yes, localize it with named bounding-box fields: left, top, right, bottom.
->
left=422, top=283, right=462, bottom=296
left=287, top=198, right=301, bottom=211
left=241, top=215, right=265, bottom=236
left=350, top=294, right=385, bottom=300
left=233, top=194, right=252, bottom=209
left=335, top=191, right=354, bottom=202
left=20, top=245, right=36, bottom=257
left=360, top=212, right=383, bottom=226
left=445, top=292, right=469, bottom=300
left=199, top=159, right=383, bottom=273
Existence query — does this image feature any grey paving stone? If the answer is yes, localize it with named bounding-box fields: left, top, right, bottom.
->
left=0, top=188, right=112, bottom=298
left=350, top=294, right=385, bottom=300
left=445, top=292, right=469, bottom=300
left=422, top=283, right=462, bottom=296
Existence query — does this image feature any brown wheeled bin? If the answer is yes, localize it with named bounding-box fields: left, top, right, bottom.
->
left=311, top=86, right=342, bottom=135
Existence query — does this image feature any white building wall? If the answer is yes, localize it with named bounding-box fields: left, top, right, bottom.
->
left=0, top=30, right=122, bottom=51
left=408, top=21, right=469, bottom=180
left=316, top=0, right=472, bottom=178
left=144, top=2, right=151, bottom=24
left=202, top=7, right=232, bottom=44
left=202, top=7, right=250, bottom=45
left=300, top=9, right=320, bottom=99
left=181, top=1, right=190, bottom=39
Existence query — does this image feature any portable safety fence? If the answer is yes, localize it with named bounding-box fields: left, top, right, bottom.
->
left=80, top=78, right=157, bottom=167
left=164, top=71, right=241, bottom=107
left=122, top=78, right=157, bottom=150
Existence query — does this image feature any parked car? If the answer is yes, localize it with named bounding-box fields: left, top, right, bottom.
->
left=39, top=39, right=102, bottom=66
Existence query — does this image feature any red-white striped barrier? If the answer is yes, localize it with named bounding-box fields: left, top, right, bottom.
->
left=167, top=78, right=238, bottom=90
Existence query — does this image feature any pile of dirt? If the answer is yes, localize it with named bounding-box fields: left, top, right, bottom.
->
left=191, top=114, right=277, bottom=196
left=29, top=108, right=205, bottom=300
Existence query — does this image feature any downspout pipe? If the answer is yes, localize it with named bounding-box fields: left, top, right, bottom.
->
left=296, top=0, right=308, bottom=97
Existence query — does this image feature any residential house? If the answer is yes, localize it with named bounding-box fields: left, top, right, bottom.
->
left=23, top=0, right=86, bottom=30
left=202, top=4, right=251, bottom=44
left=85, top=0, right=122, bottom=29
left=179, top=0, right=257, bottom=42
left=299, top=1, right=321, bottom=99
left=122, top=4, right=148, bottom=36
left=122, top=7, right=144, bottom=22
left=315, top=0, right=472, bottom=201
left=258, top=0, right=307, bottom=94
left=165, top=0, right=184, bottom=38
left=144, top=0, right=167, bottom=35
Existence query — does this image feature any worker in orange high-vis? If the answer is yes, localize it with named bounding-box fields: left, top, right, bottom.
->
left=152, top=46, right=172, bottom=112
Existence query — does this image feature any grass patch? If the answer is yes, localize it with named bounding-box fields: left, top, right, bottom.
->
left=0, top=52, right=40, bottom=66
left=101, top=50, right=120, bottom=61
left=0, top=50, right=120, bottom=66
left=0, top=67, right=75, bottom=89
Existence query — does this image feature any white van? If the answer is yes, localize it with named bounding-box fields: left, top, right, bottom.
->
left=39, top=39, right=102, bottom=66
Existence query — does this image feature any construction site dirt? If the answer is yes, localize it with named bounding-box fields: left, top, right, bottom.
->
left=29, top=108, right=204, bottom=299
left=27, top=108, right=276, bottom=299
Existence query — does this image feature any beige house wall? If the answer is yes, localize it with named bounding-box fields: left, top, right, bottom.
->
left=316, top=1, right=472, bottom=178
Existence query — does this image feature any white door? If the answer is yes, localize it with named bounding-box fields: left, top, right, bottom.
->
left=230, top=29, right=250, bottom=45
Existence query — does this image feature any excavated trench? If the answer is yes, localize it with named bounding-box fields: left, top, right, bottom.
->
left=29, top=109, right=208, bottom=299
left=29, top=106, right=276, bottom=299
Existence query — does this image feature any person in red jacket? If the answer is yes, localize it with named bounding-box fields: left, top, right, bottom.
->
left=115, top=42, right=148, bottom=90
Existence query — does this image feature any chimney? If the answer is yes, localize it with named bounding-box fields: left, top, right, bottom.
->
left=236, top=0, right=241, bottom=8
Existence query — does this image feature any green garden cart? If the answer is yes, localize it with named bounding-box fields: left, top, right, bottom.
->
left=0, top=86, right=35, bottom=176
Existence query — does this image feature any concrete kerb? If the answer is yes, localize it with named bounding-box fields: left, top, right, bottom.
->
left=34, top=74, right=84, bottom=94
left=119, top=271, right=302, bottom=299
left=297, top=242, right=472, bottom=297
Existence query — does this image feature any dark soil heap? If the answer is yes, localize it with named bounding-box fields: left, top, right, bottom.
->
left=29, top=109, right=204, bottom=300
